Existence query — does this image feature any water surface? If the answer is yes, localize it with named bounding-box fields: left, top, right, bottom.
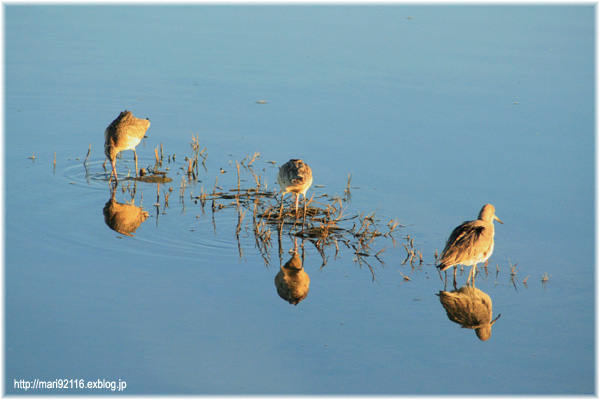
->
left=4, top=5, right=595, bottom=395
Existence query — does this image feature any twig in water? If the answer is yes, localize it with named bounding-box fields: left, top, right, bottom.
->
left=398, top=271, right=411, bottom=286
left=236, top=161, right=241, bottom=191
left=509, top=259, right=518, bottom=277
left=83, top=144, right=91, bottom=166
left=541, top=272, right=551, bottom=285
left=343, top=173, right=352, bottom=202
left=248, top=152, right=260, bottom=167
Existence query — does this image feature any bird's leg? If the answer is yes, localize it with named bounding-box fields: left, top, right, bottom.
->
left=134, top=149, right=139, bottom=177
left=110, top=159, right=119, bottom=185
left=302, top=193, right=307, bottom=230
left=452, top=266, right=457, bottom=290
left=291, top=194, right=301, bottom=231
left=279, top=193, right=285, bottom=223
left=277, top=213, right=284, bottom=257
left=467, top=264, right=477, bottom=286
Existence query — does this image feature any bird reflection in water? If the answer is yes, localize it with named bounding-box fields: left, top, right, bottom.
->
left=437, top=286, right=501, bottom=341
left=274, top=241, right=310, bottom=305
left=103, top=189, right=149, bottom=237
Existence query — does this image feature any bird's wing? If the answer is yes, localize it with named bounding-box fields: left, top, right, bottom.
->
left=439, top=221, right=487, bottom=265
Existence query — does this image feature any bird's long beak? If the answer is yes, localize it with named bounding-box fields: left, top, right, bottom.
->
left=491, top=313, right=501, bottom=325
left=494, top=215, right=504, bottom=224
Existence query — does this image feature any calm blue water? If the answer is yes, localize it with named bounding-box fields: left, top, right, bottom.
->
left=5, top=5, right=595, bottom=395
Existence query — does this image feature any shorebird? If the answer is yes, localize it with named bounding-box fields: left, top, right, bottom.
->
left=104, top=110, right=150, bottom=183
left=277, top=159, right=313, bottom=218
left=436, top=204, right=503, bottom=284
left=437, top=286, right=501, bottom=341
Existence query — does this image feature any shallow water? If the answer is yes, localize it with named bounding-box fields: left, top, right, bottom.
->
left=5, top=5, right=595, bottom=395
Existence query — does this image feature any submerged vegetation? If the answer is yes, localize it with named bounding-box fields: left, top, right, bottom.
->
left=57, top=139, right=543, bottom=288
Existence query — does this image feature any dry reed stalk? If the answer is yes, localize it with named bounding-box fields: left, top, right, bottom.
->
left=236, top=161, right=241, bottom=191
left=179, top=177, right=187, bottom=198
left=164, top=189, right=171, bottom=207
left=374, top=248, right=386, bottom=263
left=509, top=259, right=518, bottom=277
left=252, top=172, right=260, bottom=189
left=247, top=152, right=260, bottom=167
left=398, top=271, right=411, bottom=286
left=83, top=144, right=91, bottom=165
left=541, top=272, right=551, bottom=284
left=236, top=208, right=246, bottom=236
left=344, top=173, right=352, bottom=201
left=190, top=134, right=200, bottom=153
left=153, top=183, right=160, bottom=207
left=401, top=243, right=412, bottom=265
left=416, top=249, right=424, bottom=265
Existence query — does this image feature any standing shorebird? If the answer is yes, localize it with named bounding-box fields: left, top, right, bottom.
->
left=104, top=110, right=150, bottom=183
left=436, top=204, right=503, bottom=284
left=277, top=159, right=313, bottom=218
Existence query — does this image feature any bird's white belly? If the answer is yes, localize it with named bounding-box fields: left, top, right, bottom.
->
left=469, top=242, right=494, bottom=265
left=120, top=136, right=143, bottom=151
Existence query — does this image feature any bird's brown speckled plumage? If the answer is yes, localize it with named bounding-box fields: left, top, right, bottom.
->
left=277, top=159, right=313, bottom=216
left=104, top=110, right=150, bottom=183
left=436, top=204, right=503, bottom=273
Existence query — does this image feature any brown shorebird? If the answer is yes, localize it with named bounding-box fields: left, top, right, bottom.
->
left=277, top=159, right=313, bottom=218
left=436, top=204, right=503, bottom=284
left=104, top=110, right=150, bottom=183
left=437, top=286, right=501, bottom=341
